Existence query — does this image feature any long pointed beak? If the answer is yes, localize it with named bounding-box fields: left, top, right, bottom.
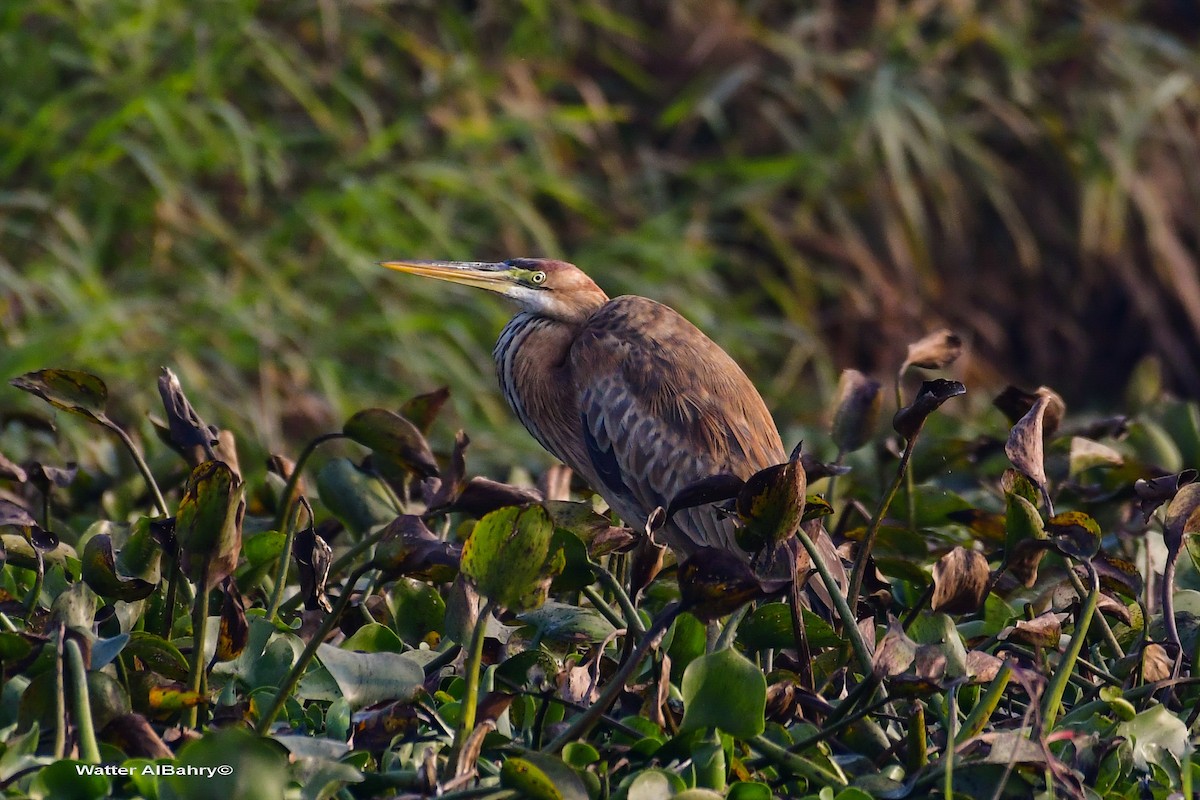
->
left=380, top=259, right=515, bottom=294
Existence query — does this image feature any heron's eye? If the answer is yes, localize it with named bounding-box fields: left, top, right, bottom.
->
left=530, top=271, right=547, bottom=285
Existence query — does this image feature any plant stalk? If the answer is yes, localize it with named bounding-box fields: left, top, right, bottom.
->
left=1042, top=563, right=1101, bottom=730
left=255, top=563, right=372, bottom=735
left=794, top=527, right=874, bottom=675
left=65, top=638, right=101, bottom=763
left=456, top=598, right=498, bottom=749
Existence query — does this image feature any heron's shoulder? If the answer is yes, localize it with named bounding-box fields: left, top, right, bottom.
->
left=580, top=295, right=710, bottom=347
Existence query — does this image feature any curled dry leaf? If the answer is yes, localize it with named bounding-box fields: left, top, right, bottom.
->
left=931, top=546, right=990, bottom=614
left=343, top=408, right=439, bottom=480
left=1001, top=612, right=1068, bottom=648
left=993, top=385, right=1066, bottom=437
left=902, top=329, right=964, bottom=372
left=213, top=576, right=249, bottom=662
left=1134, top=469, right=1198, bottom=522
left=831, top=369, right=882, bottom=454
left=1141, top=643, right=1174, bottom=683
left=893, top=379, right=967, bottom=441
left=1163, top=482, right=1200, bottom=554
left=0, top=452, right=26, bottom=483
left=294, top=520, right=334, bottom=612
left=371, top=515, right=460, bottom=583
left=1004, top=394, right=1053, bottom=500
left=157, top=367, right=219, bottom=457
left=873, top=621, right=918, bottom=679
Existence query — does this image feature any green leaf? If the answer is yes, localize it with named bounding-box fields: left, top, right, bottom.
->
left=680, top=648, right=766, bottom=739
left=176, top=460, right=244, bottom=588
left=81, top=534, right=156, bottom=601
left=162, top=728, right=288, bottom=800
left=737, top=602, right=840, bottom=651
left=29, top=760, right=111, bottom=800
left=316, top=643, right=424, bottom=709
left=461, top=505, right=561, bottom=612
left=517, top=601, right=617, bottom=643
left=340, top=623, right=405, bottom=653
left=125, top=632, right=190, bottom=681
left=1117, top=703, right=1188, bottom=771
left=389, top=577, right=446, bottom=646
left=499, top=753, right=588, bottom=800
left=343, top=408, right=439, bottom=479
left=10, top=369, right=109, bottom=423
left=316, top=458, right=397, bottom=535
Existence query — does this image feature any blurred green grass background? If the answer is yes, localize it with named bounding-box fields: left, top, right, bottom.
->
left=3, top=0, right=1200, bottom=473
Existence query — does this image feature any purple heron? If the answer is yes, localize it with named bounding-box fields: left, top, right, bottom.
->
left=381, top=258, right=786, bottom=559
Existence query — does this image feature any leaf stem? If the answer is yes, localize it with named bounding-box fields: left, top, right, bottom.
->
left=65, top=638, right=101, bottom=763
left=185, top=563, right=210, bottom=730
left=266, top=501, right=305, bottom=620
left=543, top=602, right=681, bottom=753
left=847, top=424, right=924, bottom=613
left=107, top=420, right=169, bottom=517
left=748, top=733, right=847, bottom=788
left=271, top=432, right=344, bottom=535
left=794, top=527, right=874, bottom=675
left=595, top=565, right=645, bottom=636
left=255, top=563, right=372, bottom=735
left=456, top=598, right=498, bottom=748
left=1042, top=562, right=1101, bottom=730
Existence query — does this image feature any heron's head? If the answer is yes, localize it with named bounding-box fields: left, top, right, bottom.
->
left=381, top=258, right=609, bottom=323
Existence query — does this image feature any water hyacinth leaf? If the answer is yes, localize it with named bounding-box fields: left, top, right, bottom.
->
left=451, top=477, right=542, bottom=518
left=1141, top=643, right=1173, bottom=683
left=1117, top=703, right=1189, bottom=771
left=1068, top=437, right=1124, bottom=477
left=10, top=369, right=109, bottom=423
left=1001, top=469, right=1041, bottom=508
left=499, top=753, right=589, bottom=800
left=176, top=460, right=244, bottom=589
left=163, top=727, right=288, bottom=800
left=293, top=524, right=333, bottom=612
left=157, top=367, right=218, bottom=454
left=81, top=534, right=156, bottom=601
left=399, top=386, right=451, bottom=434
left=1005, top=394, right=1052, bottom=497
left=340, top=623, right=404, bottom=654
left=1134, top=469, right=1198, bottom=522
left=316, top=643, right=424, bottom=709
left=115, top=517, right=162, bottom=582
left=931, top=547, right=990, bottom=614
left=1001, top=612, right=1066, bottom=648
left=125, top=633, right=190, bottom=681
left=316, top=458, right=396, bottom=535
left=27, top=462, right=77, bottom=491
left=677, top=548, right=787, bottom=622
left=831, top=369, right=882, bottom=454
left=735, top=455, right=806, bottom=553
left=1046, top=512, right=1102, bottom=561
left=666, top=473, right=745, bottom=521
left=5, top=534, right=78, bottom=574
left=907, top=613, right=969, bottom=679
left=389, top=577, right=446, bottom=646
left=371, top=514, right=460, bottom=583
left=902, top=329, right=964, bottom=372
left=343, top=408, right=439, bottom=480
left=214, top=577, right=248, bottom=663
left=801, top=494, right=833, bottom=523
left=549, top=529, right=595, bottom=592
left=0, top=499, right=37, bottom=530
left=1003, top=489, right=1051, bottom=587
left=680, top=647, right=766, bottom=738
left=873, top=621, right=918, bottom=679
left=544, top=501, right=635, bottom=557
left=1093, top=555, right=1144, bottom=599
left=893, top=379, right=966, bottom=440
left=461, top=505, right=561, bottom=612
left=994, top=386, right=1066, bottom=437
left=1164, top=483, right=1200, bottom=557
left=737, top=602, right=840, bottom=651
left=0, top=451, right=26, bottom=483
left=947, top=508, right=1007, bottom=543
left=517, top=601, right=617, bottom=644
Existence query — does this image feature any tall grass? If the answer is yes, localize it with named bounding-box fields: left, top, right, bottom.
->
left=2, top=1, right=1198, bottom=473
